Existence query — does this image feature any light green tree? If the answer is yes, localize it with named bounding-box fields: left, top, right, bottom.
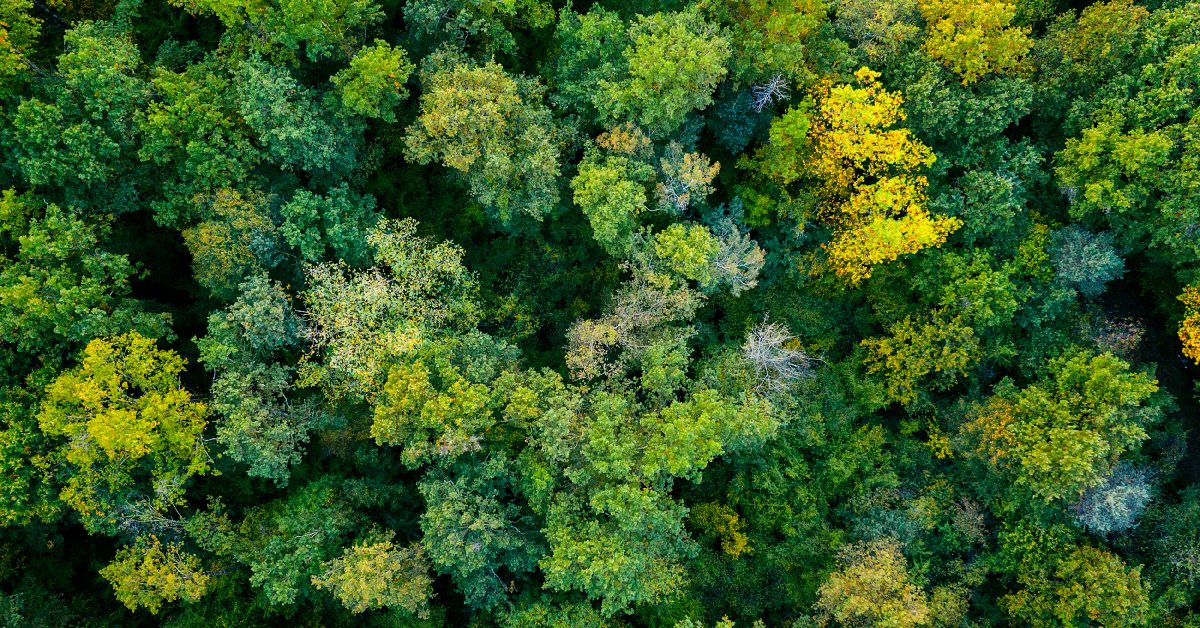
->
left=100, top=536, right=211, bottom=614
left=962, top=352, right=1161, bottom=502
left=332, top=40, right=414, bottom=122
left=311, top=531, right=433, bottom=617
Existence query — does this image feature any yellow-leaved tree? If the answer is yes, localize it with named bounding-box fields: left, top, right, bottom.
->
left=811, top=68, right=960, bottom=282
left=37, top=332, right=211, bottom=532
left=1179, top=285, right=1200, bottom=363
left=919, top=0, right=1033, bottom=85
left=747, top=67, right=959, bottom=283
left=99, top=535, right=211, bottom=614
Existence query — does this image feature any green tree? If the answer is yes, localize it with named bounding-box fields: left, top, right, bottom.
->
left=237, top=57, right=364, bottom=176
left=554, top=8, right=732, bottom=135
left=961, top=352, right=1161, bottom=502
left=331, top=40, right=414, bottom=122
left=402, top=0, right=554, bottom=55
left=418, top=456, right=540, bottom=609
left=280, top=184, right=380, bottom=266
left=6, top=21, right=146, bottom=209
left=197, top=274, right=324, bottom=487
left=1004, top=546, right=1149, bottom=628
left=0, top=0, right=40, bottom=84
left=0, top=192, right=170, bottom=357
left=404, top=53, right=563, bottom=230
left=169, top=0, right=383, bottom=61
left=139, top=54, right=262, bottom=226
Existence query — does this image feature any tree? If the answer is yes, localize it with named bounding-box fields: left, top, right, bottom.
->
left=553, top=8, right=731, bottom=134
left=742, top=318, right=819, bottom=394
left=37, top=332, right=211, bottom=533
left=404, top=53, right=562, bottom=230
left=1179, top=285, right=1200, bottom=364
left=299, top=218, right=478, bottom=401
left=0, top=191, right=170, bottom=357
left=960, top=352, right=1161, bottom=502
left=918, top=0, right=1033, bottom=85
left=418, top=456, right=539, bottom=609
left=186, top=476, right=400, bottom=608
left=1049, top=226, right=1125, bottom=298
left=1053, top=3, right=1200, bottom=275
left=0, top=0, right=40, bottom=83
left=815, top=539, right=930, bottom=628
left=833, top=0, right=922, bottom=61
left=280, top=184, right=381, bottom=267
left=402, top=0, right=554, bottom=55
left=688, top=502, right=751, bottom=557
left=311, top=531, right=433, bottom=617
left=709, top=0, right=825, bottom=87
left=138, top=53, right=262, bottom=227
left=169, top=0, right=383, bottom=61
left=744, top=67, right=960, bottom=282
left=600, top=10, right=732, bottom=135
left=538, top=260, right=775, bottom=615
left=99, top=536, right=210, bottom=614
left=862, top=310, right=979, bottom=407
left=197, top=274, right=324, bottom=487
left=332, top=41, right=414, bottom=122
left=181, top=189, right=282, bottom=300
left=6, top=21, right=146, bottom=207
left=1003, top=546, right=1149, bottom=628
left=237, top=57, right=364, bottom=176
left=1070, top=463, right=1151, bottom=534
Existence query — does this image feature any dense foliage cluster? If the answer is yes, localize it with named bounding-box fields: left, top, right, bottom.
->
left=4, top=0, right=1200, bottom=626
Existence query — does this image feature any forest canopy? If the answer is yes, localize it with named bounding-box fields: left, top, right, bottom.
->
left=4, top=0, right=1200, bottom=626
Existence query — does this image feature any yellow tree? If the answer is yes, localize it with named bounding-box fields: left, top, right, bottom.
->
left=1179, top=286, right=1200, bottom=363
left=37, top=332, right=211, bottom=531
left=748, top=67, right=959, bottom=282
left=919, top=0, right=1033, bottom=85
left=815, top=539, right=930, bottom=628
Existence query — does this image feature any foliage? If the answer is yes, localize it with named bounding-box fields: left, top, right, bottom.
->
left=918, top=0, right=1033, bottom=84
left=170, top=0, right=383, bottom=60
left=332, top=41, right=415, bottom=122
left=1049, top=226, right=1124, bottom=298
left=1180, top=286, right=1200, bottom=364
left=961, top=352, right=1161, bottom=502
left=37, top=332, right=211, bottom=531
left=1003, top=546, right=1150, bottom=628
left=1071, top=463, right=1151, bottom=534
left=404, top=53, right=562, bottom=230
left=555, top=8, right=732, bottom=135
left=280, top=184, right=381, bottom=266
left=182, top=190, right=282, bottom=299
left=814, top=539, right=930, bottom=628
left=688, top=503, right=751, bottom=557
left=6, top=0, right=1200, bottom=624
left=100, top=536, right=210, bottom=614
left=299, top=219, right=478, bottom=401
left=0, top=193, right=170, bottom=356
left=311, top=531, right=433, bottom=616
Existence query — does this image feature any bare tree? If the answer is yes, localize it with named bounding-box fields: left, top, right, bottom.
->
left=751, top=75, right=790, bottom=113
left=742, top=318, right=820, bottom=393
